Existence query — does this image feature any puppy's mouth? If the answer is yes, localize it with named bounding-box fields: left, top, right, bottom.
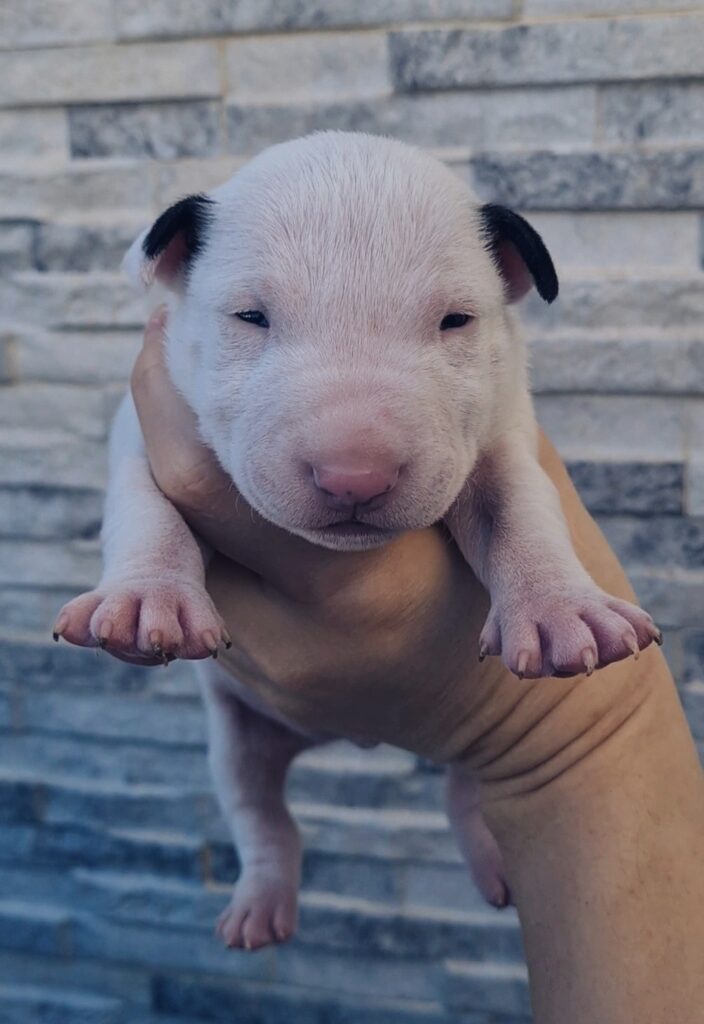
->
left=311, top=517, right=400, bottom=550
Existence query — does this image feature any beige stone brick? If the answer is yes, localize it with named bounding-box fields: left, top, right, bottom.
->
left=0, top=41, right=221, bottom=107
left=225, top=32, right=390, bottom=104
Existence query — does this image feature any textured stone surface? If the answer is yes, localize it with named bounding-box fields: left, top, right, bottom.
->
left=69, top=102, right=223, bottom=160
left=525, top=0, right=704, bottom=12
left=0, top=164, right=155, bottom=220
left=0, top=42, right=221, bottom=107
left=529, top=333, right=704, bottom=395
left=116, top=0, right=514, bottom=41
left=600, top=82, right=704, bottom=144
left=0, top=224, right=34, bottom=273
left=389, top=15, right=704, bottom=91
left=0, top=0, right=113, bottom=49
left=226, top=85, right=596, bottom=153
left=0, top=111, right=68, bottom=162
left=534, top=394, right=686, bottom=459
left=528, top=211, right=701, bottom=270
left=225, top=32, right=390, bottom=103
left=566, top=461, right=683, bottom=514
left=467, top=148, right=704, bottom=209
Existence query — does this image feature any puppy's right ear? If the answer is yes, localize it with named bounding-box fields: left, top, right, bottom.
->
left=122, top=194, right=213, bottom=291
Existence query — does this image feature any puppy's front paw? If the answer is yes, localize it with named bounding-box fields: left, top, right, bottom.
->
left=480, top=587, right=661, bottom=679
left=53, top=578, right=231, bottom=662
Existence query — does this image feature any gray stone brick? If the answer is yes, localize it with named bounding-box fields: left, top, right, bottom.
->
left=20, top=691, right=206, bottom=747
left=0, top=110, right=68, bottom=162
left=14, top=329, right=140, bottom=386
left=680, top=681, right=704, bottom=738
left=389, top=15, right=704, bottom=92
left=597, top=515, right=704, bottom=569
left=0, top=775, right=42, bottom=825
left=0, top=585, right=84, bottom=633
left=0, top=732, right=209, bottom=789
left=0, top=538, right=100, bottom=589
left=529, top=334, right=704, bottom=396
left=0, top=637, right=155, bottom=694
left=0, top=164, right=154, bottom=221
left=0, top=222, right=35, bottom=273
left=152, top=973, right=447, bottom=1024
left=443, top=959, right=530, bottom=1017
left=683, top=631, right=704, bottom=682
left=0, top=820, right=205, bottom=878
left=526, top=1, right=704, bottom=12
left=0, top=0, right=113, bottom=49
left=226, top=85, right=596, bottom=154
left=627, top=567, right=704, bottom=628
left=0, top=485, right=103, bottom=540
left=527, top=211, right=701, bottom=271
left=69, top=101, right=223, bottom=160
left=225, top=32, right=390, bottom=104
left=0, top=900, right=72, bottom=957
left=117, top=0, right=513, bottom=41
left=687, top=453, right=704, bottom=516
left=0, top=273, right=149, bottom=330
left=0, top=42, right=221, bottom=107
left=0, top=433, right=107, bottom=489
left=33, top=222, right=138, bottom=273
left=0, top=982, right=123, bottom=1024
left=0, top=384, right=108, bottom=440
left=523, top=277, right=704, bottom=331
left=535, top=394, right=686, bottom=461
left=467, top=148, right=704, bottom=209
left=566, top=461, right=683, bottom=515
left=601, top=82, right=704, bottom=145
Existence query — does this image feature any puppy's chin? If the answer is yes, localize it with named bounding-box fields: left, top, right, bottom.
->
left=286, top=522, right=401, bottom=552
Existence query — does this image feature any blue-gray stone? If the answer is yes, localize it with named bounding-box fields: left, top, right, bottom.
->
left=69, top=101, right=222, bottom=159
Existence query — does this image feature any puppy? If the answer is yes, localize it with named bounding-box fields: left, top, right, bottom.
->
left=55, top=131, right=660, bottom=949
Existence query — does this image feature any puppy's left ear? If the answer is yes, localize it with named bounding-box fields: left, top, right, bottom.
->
left=122, top=193, right=213, bottom=291
left=481, top=203, right=558, bottom=304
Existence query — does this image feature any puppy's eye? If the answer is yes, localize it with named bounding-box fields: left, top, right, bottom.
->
left=235, top=310, right=269, bottom=328
left=440, top=313, right=474, bottom=331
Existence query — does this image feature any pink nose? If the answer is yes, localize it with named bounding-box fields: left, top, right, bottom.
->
left=312, top=462, right=400, bottom=508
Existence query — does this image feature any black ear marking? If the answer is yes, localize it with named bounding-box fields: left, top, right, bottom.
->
left=481, top=203, right=559, bottom=304
left=143, top=193, right=213, bottom=268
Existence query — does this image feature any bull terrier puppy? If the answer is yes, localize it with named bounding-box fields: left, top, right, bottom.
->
left=55, top=131, right=661, bottom=949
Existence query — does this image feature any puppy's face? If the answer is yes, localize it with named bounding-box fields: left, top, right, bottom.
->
left=126, top=132, right=556, bottom=551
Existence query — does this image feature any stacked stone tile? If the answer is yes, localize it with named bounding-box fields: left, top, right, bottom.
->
left=0, top=1, right=702, bottom=1020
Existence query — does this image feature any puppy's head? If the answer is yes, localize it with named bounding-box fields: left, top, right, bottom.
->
left=125, top=131, right=557, bottom=551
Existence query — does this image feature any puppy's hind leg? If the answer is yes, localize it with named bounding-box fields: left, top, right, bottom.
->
left=197, top=662, right=320, bottom=951
left=445, top=762, right=511, bottom=910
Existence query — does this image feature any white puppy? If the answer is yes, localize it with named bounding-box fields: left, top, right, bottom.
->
left=55, top=131, right=660, bottom=948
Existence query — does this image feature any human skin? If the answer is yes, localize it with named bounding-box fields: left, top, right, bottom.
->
left=131, top=310, right=704, bottom=1023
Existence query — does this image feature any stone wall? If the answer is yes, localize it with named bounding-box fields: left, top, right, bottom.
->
left=0, top=2, right=703, bottom=1021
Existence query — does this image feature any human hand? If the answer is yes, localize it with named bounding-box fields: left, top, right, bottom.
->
left=131, top=309, right=704, bottom=1024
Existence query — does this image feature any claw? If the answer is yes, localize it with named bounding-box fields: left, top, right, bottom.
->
left=653, top=628, right=664, bottom=646
left=202, top=630, right=219, bottom=658
left=52, top=613, right=68, bottom=642
left=149, top=630, right=163, bottom=656
left=516, top=650, right=529, bottom=680
left=222, top=629, right=233, bottom=651
left=97, top=621, right=112, bottom=649
left=478, top=642, right=489, bottom=663
left=582, top=648, right=596, bottom=676
left=624, top=634, right=639, bottom=661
